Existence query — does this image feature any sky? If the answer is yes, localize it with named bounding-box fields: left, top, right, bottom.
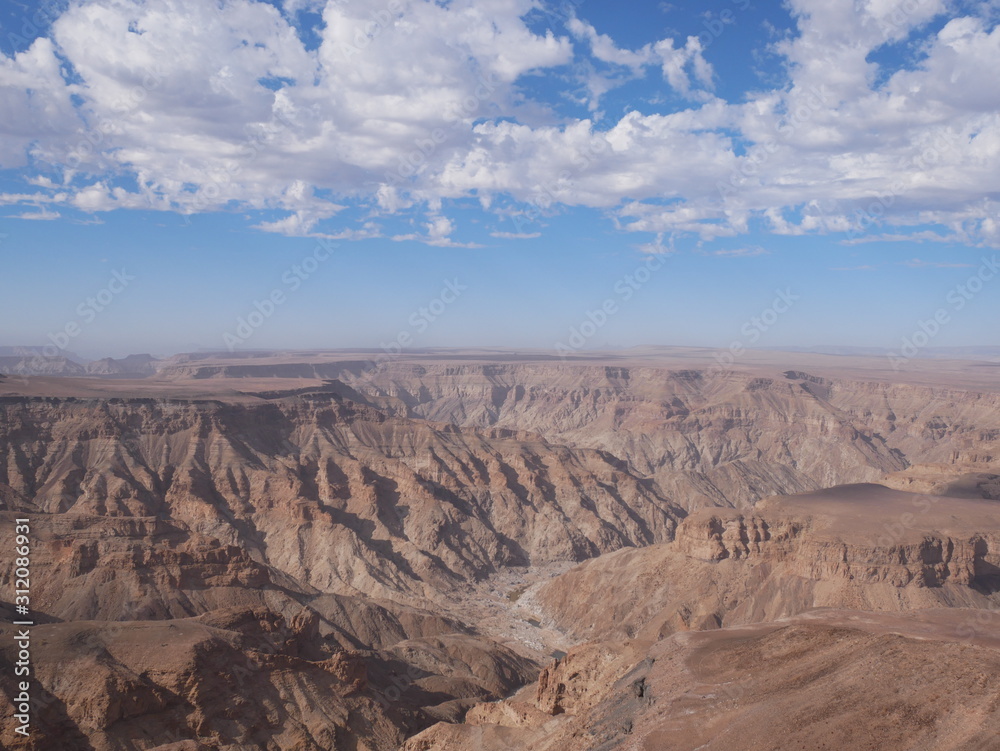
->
left=1, top=0, right=999, bottom=360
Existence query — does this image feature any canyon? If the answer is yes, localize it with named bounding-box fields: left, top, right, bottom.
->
left=1, top=348, right=999, bottom=750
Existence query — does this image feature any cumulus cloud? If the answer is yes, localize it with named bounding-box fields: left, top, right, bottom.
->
left=654, top=36, right=715, bottom=99
left=564, top=18, right=716, bottom=108
left=0, top=0, right=997, bottom=248
left=636, top=233, right=675, bottom=255
left=0, top=37, right=80, bottom=167
left=0, top=0, right=572, bottom=229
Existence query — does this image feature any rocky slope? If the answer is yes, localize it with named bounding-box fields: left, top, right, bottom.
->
left=0, top=605, right=536, bottom=751
left=530, top=484, right=1000, bottom=643
left=3, top=354, right=1000, bottom=749
left=0, top=356, right=86, bottom=377
left=154, top=360, right=1000, bottom=509
left=0, top=390, right=678, bottom=750
left=0, top=395, right=682, bottom=605
left=84, top=354, right=161, bottom=377
left=396, top=482, right=1000, bottom=749
left=403, top=609, right=1000, bottom=751
left=0, top=351, right=161, bottom=378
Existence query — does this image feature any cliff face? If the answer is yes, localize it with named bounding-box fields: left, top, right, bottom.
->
left=531, top=484, right=1000, bottom=643
left=318, top=365, right=918, bottom=509
left=407, top=481, right=1000, bottom=751
left=9, top=362, right=1000, bottom=518
left=0, top=605, right=537, bottom=751
left=404, top=610, right=1000, bottom=751
left=209, top=362, right=1000, bottom=509
left=15, top=360, right=998, bottom=627
left=3, top=358, right=1000, bottom=750
left=0, top=391, right=680, bottom=750
left=0, top=396, right=682, bottom=607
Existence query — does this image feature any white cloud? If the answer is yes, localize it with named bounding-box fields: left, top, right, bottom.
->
left=0, top=37, right=80, bottom=167
left=564, top=19, right=716, bottom=110
left=842, top=229, right=960, bottom=245
left=390, top=213, right=481, bottom=247
left=709, top=246, right=769, bottom=257
left=0, top=0, right=997, bottom=250
left=0, top=191, right=68, bottom=205
left=901, top=257, right=976, bottom=268
left=26, top=175, right=59, bottom=189
left=654, top=36, right=715, bottom=99
left=568, top=19, right=655, bottom=70
left=255, top=210, right=322, bottom=236
left=490, top=231, right=541, bottom=239
left=636, top=233, right=674, bottom=255
left=710, top=0, right=1000, bottom=245
left=8, top=209, right=61, bottom=220
left=0, top=0, right=575, bottom=242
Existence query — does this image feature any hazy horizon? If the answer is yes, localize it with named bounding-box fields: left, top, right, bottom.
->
left=5, top=342, right=1000, bottom=367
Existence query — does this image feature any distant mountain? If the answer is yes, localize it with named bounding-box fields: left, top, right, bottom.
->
left=0, top=349, right=161, bottom=377
left=0, top=354, right=86, bottom=376
left=84, top=353, right=161, bottom=376
left=0, top=345, right=88, bottom=363
left=766, top=345, right=1000, bottom=360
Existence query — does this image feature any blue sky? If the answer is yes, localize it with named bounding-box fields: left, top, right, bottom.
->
left=1, top=0, right=999, bottom=359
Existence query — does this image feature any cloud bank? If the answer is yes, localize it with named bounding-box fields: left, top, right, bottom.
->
left=1, top=0, right=999, bottom=248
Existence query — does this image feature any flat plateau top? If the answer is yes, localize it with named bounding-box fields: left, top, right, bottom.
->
left=730, top=483, right=1000, bottom=542
left=1, top=346, right=999, bottom=400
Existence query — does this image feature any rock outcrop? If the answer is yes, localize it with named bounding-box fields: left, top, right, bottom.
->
left=404, top=609, right=1000, bottom=751
left=0, top=396, right=683, bottom=605
left=3, top=353, right=1000, bottom=749
left=154, top=359, right=1000, bottom=509
left=0, top=606, right=537, bottom=751
left=533, top=484, right=1000, bottom=642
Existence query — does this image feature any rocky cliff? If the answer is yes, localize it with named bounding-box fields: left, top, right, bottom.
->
left=155, top=361, right=1000, bottom=509
left=533, top=484, right=1000, bottom=643
left=404, top=609, right=1000, bottom=751
left=0, top=395, right=682, bottom=606
left=3, top=356, right=1000, bottom=749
